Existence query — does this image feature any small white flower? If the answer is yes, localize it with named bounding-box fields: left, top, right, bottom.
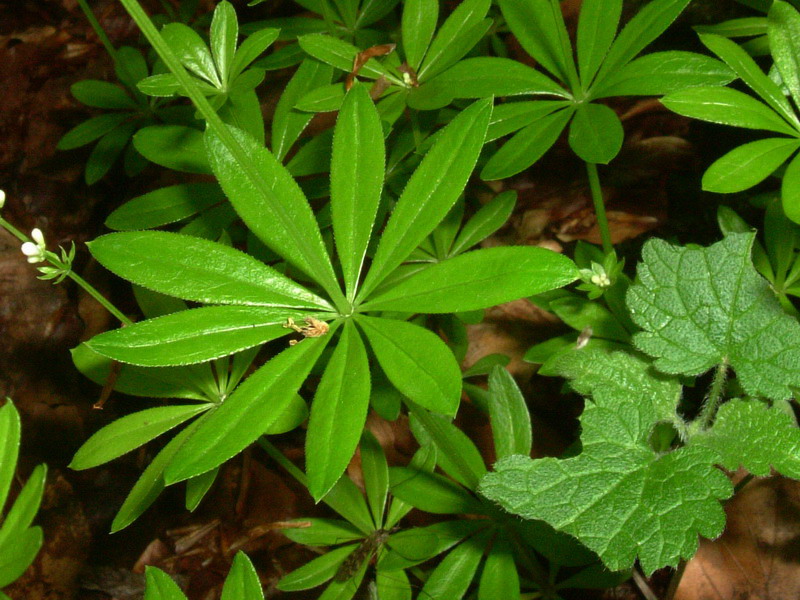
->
left=21, top=242, right=45, bottom=263
left=0, top=189, right=5, bottom=209
left=21, top=228, right=47, bottom=264
left=590, top=272, right=611, bottom=288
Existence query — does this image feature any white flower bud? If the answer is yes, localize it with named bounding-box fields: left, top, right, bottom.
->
left=21, top=241, right=45, bottom=263
left=31, top=228, right=45, bottom=245
left=590, top=272, right=611, bottom=288
left=0, top=189, right=5, bottom=209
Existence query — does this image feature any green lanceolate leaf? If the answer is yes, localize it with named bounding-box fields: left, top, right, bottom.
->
left=231, top=28, right=279, bottom=80
left=412, top=57, right=567, bottom=109
left=480, top=349, right=732, bottom=574
left=331, top=84, right=384, bottom=301
left=699, top=33, right=797, bottom=126
left=487, top=366, right=532, bottom=460
left=390, top=467, right=483, bottom=514
left=498, top=0, right=572, bottom=83
left=595, top=0, right=691, bottom=83
left=86, top=306, right=315, bottom=366
left=185, top=467, right=218, bottom=511
left=282, top=518, right=364, bottom=546
left=357, top=316, right=462, bottom=416
left=220, top=552, right=264, bottom=600
left=402, top=0, right=439, bottom=71
left=298, top=34, right=388, bottom=80
left=272, top=59, right=333, bottom=160
left=360, top=431, right=389, bottom=527
left=133, top=126, right=211, bottom=174
left=165, top=329, right=337, bottom=483
left=592, top=51, right=735, bottom=98
left=361, top=247, right=578, bottom=313
left=783, top=151, right=800, bottom=223
left=568, top=103, right=624, bottom=164
left=449, top=191, right=516, bottom=255
left=144, top=567, right=187, bottom=600
left=71, top=344, right=209, bottom=401
left=70, top=404, right=210, bottom=470
left=89, top=231, right=331, bottom=310
left=0, top=401, right=21, bottom=510
left=481, top=107, right=573, bottom=180
left=627, top=233, right=800, bottom=400
left=205, top=125, right=341, bottom=302
left=577, top=0, right=622, bottom=88
left=306, top=321, right=371, bottom=501
left=111, top=419, right=204, bottom=532
left=408, top=403, right=486, bottom=489
left=162, top=22, right=220, bottom=87
left=417, top=0, right=491, bottom=81
left=358, top=98, right=492, bottom=299
left=477, top=538, right=520, bottom=600
left=661, top=87, right=798, bottom=136
left=58, top=113, right=130, bottom=150
left=210, top=1, right=238, bottom=85
left=486, top=102, right=569, bottom=143
left=691, top=398, right=800, bottom=478
left=418, top=534, right=486, bottom=599
left=769, top=1, right=800, bottom=107
left=86, top=121, right=136, bottom=184
left=702, top=137, right=800, bottom=193
left=278, top=545, right=358, bottom=592
left=105, top=183, right=225, bottom=231
left=0, top=528, right=43, bottom=589
left=71, top=80, right=138, bottom=109
left=0, top=464, right=46, bottom=551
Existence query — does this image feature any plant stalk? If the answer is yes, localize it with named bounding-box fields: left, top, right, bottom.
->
left=699, top=360, right=728, bottom=429
left=69, top=270, right=133, bottom=326
left=76, top=0, right=119, bottom=64
left=631, top=567, right=659, bottom=600
left=585, top=162, right=614, bottom=255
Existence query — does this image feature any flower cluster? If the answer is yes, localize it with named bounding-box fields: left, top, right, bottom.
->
left=21, top=228, right=47, bottom=264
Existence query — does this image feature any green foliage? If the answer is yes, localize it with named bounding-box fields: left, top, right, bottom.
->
left=294, top=0, right=493, bottom=118
left=45, top=0, right=800, bottom=595
left=481, top=349, right=731, bottom=575
left=408, top=0, right=734, bottom=178
left=138, top=1, right=275, bottom=143
left=719, top=199, right=800, bottom=315
left=78, top=84, right=576, bottom=512
left=627, top=232, right=800, bottom=400
left=278, top=371, right=622, bottom=599
left=0, top=401, right=46, bottom=597
left=482, top=234, right=800, bottom=574
left=58, top=46, right=195, bottom=184
left=663, top=1, right=800, bottom=223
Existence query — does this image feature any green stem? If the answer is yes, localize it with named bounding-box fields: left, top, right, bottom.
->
left=585, top=162, right=613, bottom=255
left=76, top=0, right=119, bottom=63
left=258, top=438, right=309, bottom=486
left=699, top=360, right=728, bottom=429
left=69, top=270, right=132, bottom=326
left=631, top=567, right=658, bottom=600
left=116, top=0, right=351, bottom=315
